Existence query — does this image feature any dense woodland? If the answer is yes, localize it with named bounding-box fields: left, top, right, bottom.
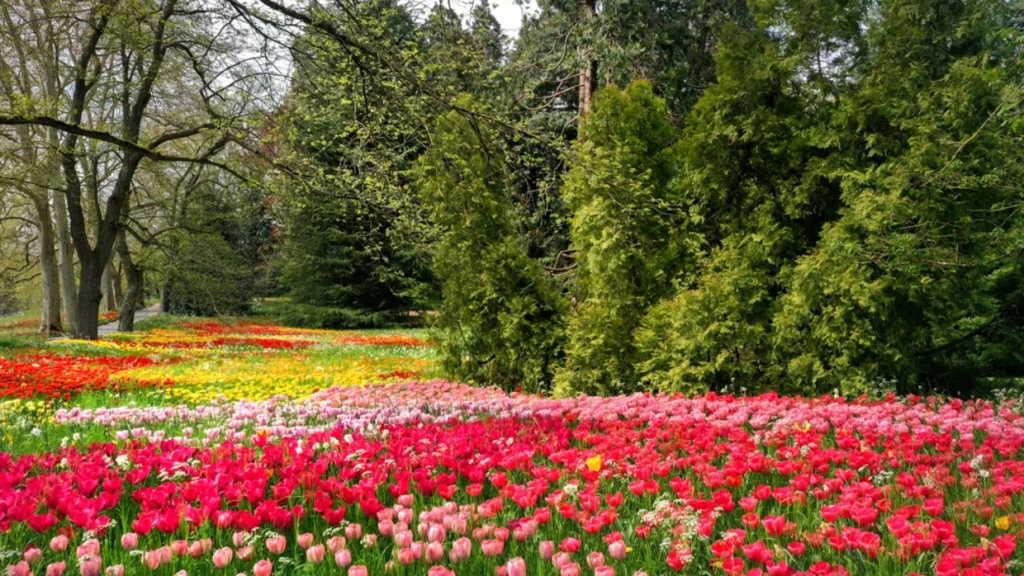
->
left=1, top=0, right=1023, bottom=397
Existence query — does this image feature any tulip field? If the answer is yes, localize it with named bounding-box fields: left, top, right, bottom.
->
left=2, top=319, right=1024, bottom=576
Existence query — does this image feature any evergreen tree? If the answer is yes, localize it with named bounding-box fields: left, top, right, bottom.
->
left=416, top=106, right=566, bottom=392
left=555, top=81, right=681, bottom=395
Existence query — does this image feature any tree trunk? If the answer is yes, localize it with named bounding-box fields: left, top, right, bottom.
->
left=160, top=285, right=170, bottom=314
left=117, top=231, right=143, bottom=332
left=113, top=262, right=124, bottom=310
left=75, top=253, right=102, bottom=339
left=32, top=196, right=62, bottom=334
left=52, top=190, right=78, bottom=332
left=578, top=0, right=598, bottom=117
left=101, top=258, right=115, bottom=312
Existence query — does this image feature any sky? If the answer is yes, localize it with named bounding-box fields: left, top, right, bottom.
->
left=447, top=0, right=538, bottom=37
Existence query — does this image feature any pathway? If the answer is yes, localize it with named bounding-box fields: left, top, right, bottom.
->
left=97, top=303, right=163, bottom=336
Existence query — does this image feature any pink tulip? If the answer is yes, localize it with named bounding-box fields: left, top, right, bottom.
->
left=595, top=567, right=615, bottom=576
left=170, top=540, right=188, bottom=557
left=427, top=524, right=446, bottom=543
left=394, top=530, right=413, bottom=548
left=232, top=532, right=248, bottom=548
left=50, top=536, right=69, bottom=553
left=188, top=542, right=204, bottom=559
left=398, top=495, right=414, bottom=507
left=494, top=528, right=510, bottom=542
left=334, top=549, right=352, bottom=568
left=345, top=524, right=363, bottom=540
left=397, top=547, right=417, bottom=566
left=265, top=536, right=287, bottom=555
left=327, top=536, right=347, bottom=553
left=77, top=540, right=100, bottom=558
left=348, top=567, right=368, bottom=576
left=633, top=572, right=649, bottom=576
left=560, top=564, right=581, bottom=576
left=496, top=567, right=508, bottom=576
left=174, top=572, right=187, bottom=576
left=120, top=533, right=138, bottom=551
left=213, top=548, right=233, bottom=569
left=561, top=538, right=581, bottom=554
left=451, top=537, right=472, bottom=561
left=379, top=519, right=394, bottom=537
left=608, top=540, right=626, bottom=560
left=156, top=547, right=172, bottom=564
left=481, top=539, right=504, bottom=556
left=553, top=552, right=573, bottom=568
left=104, top=567, right=124, bottom=576
left=409, top=541, right=424, bottom=560
left=362, top=534, right=377, bottom=548
left=24, top=547, right=42, bottom=564
left=306, top=545, right=326, bottom=564
left=540, top=541, right=555, bottom=560
left=253, top=560, right=272, bottom=576
left=428, top=567, right=455, bottom=576
left=236, top=546, right=254, bottom=561
left=8, top=561, right=31, bottom=576
left=142, top=551, right=162, bottom=570
left=587, top=551, right=605, bottom=568
left=46, top=563, right=66, bottom=576
left=79, top=555, right=102, bottom=576
left=426, top=542, right=444, bottom=563
left=198, top=539, right=213, bottom=554
left=297, top=533, right=314, bottom=550
left=506, top=557, right=527, bottom=576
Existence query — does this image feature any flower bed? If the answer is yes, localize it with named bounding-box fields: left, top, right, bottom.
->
left=3, top=380, right=1024, bottom=576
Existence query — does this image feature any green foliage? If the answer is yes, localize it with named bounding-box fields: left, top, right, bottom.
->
left=266, top=0, right=1023, bottom=397
left=0, top=277, right=18, bottom=316
left=555, top=82, right=681, bottom=395
left=633, top=23, right=843, bottom=394
left=416, top=108, right=566, bottom=393
left=254, top=299, right=404, bottom=330
left=164, top=232, right=254, bottom=317
left=273, top=0, right=511, bottom=321
left=635, top=0, right=1024, bottom=397
left=279, top=196, right=431, bottom=313
left=514, top=0, right=753, bottom=118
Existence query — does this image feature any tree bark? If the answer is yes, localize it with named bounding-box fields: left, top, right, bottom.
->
left=52, top=190, right=78, bottom=332
left=117, top=230, right=143, bottom=332
left=32, top=195, right=62, bottom=334
left=578, top=0, right=598, bottom=117
left=113, top=261, right=124, bottom=310
left=101, top=256, right=117, bottom=312
left=75, top=252, right=102, bottom=339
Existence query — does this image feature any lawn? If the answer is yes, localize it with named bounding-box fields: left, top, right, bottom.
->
left=1, top=317, right=1023, bottom=576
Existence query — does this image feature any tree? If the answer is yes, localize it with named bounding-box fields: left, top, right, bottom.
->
left=271, top=0, right=436, bottom=324
left=554, top=81, right=681, bottom=396
left=772, top=0, right=1024, bottom=396
left=416, top=106, right=566, bottom=392
left=636, top=0, right=1024, bottom=396
left=0, top=0, right=266, bottom=338
left=510, top=0, right=752, bottom=121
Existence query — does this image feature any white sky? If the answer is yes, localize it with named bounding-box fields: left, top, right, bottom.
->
left=446, top=0, right=538, bottom=37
